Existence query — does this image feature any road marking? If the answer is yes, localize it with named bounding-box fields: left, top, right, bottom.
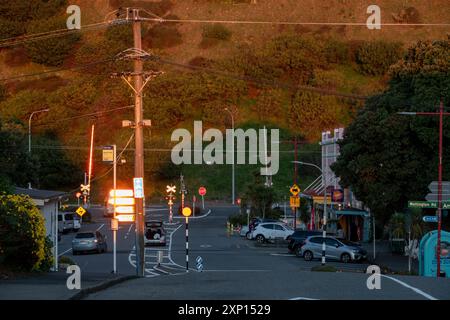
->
left=200, top=244, right=212, bottom=248
left=270, top=253, right=295, bottom=257
left=289, top=297, right=319, bottom=300
left=381, top=275, right=438, bottom=300
left=58, top=248, right=72, bottom=256
left=201, top=269, right=271, bottom=272
left=96, top=224, right=105, bottom=231
left=124, top=224, right=134, bottom=239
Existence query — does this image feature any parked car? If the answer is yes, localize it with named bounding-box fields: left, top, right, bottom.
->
left=251, top=222, right=294, bottom=243
left=58, top=212, right=75, bottom=234
left=247, top=218, right=279, bottom=238
left=72, top=231, right=107, bottom=255
left=300, top=236, right=367, bottom=263
left=145, top=220, right=166, bottom=246
left=287, top=230, right=323, bottom=256
left=240, top=225, right=249, bottom=237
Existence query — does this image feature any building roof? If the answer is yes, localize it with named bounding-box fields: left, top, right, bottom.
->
left=14, top=187, right=67, bottom=200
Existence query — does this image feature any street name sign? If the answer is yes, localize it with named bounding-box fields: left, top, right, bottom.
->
left=408, top=201, right=450, bottom=209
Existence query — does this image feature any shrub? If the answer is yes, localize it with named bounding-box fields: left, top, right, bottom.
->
left=355, top=41, right=403, bottom=76
left=0, top=194, right=53, bottom=271
left=228, top=213, right=248, bottom=226
left=200, top=24, right=232, bottom=48
left=324, top=40, right=349, bottom=64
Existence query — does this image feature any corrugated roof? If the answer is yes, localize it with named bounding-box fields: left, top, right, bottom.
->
left=14, top=187, right=67, bottom=200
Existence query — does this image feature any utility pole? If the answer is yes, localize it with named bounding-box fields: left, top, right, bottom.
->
left=398, top=99, right=448, bottom=278
left=132, top=9, right=146, bottom=278
left=112, top=8, right=163, bottom=277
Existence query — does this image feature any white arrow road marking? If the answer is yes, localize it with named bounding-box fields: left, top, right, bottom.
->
left=289, top=297, right=319, bottom=300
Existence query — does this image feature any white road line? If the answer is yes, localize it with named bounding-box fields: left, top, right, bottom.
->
left=381, top=275, right=438, bottom=300
left=58, top=248, right=72, bottom=256
left=270, top=253, right=295, bottom=257
left=289, top=297, right=319, bottom=300
left=201, top=269, right=272, bottom=272
left=96, top=224, right=105, bottom=231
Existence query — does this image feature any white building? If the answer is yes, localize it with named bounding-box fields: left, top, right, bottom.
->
left=14, top=187, right=67, bottom=271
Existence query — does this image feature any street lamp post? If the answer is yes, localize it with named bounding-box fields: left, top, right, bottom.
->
left=398, top=99, right=447, bottom=278
left=224, top=108, right=235, bottom=205
left=28, top=108, right=49, bottom=189
left=292, top=161, right=328, bottom=266
left=28, top=108, right=49, bottom=153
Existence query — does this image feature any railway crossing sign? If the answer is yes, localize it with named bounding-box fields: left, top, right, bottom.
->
left=290, top=184, right=300, bottom=196
left=80, top=184, right=90, bottom=192
left=166, top=185, right=176, bottom=194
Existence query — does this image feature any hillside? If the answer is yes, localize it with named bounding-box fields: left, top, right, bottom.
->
left=0, top=0, right=448, bottom=201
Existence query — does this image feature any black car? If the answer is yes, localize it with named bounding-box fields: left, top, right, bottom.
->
left=287, top=230, right=323, bottom=256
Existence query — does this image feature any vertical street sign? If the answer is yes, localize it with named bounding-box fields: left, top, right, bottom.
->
left=133, top=177, right=144, bottom=199
left=199, top=186, right=206, bottom=210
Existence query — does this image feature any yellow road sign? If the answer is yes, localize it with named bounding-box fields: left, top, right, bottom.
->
left=76, top=206, right=86, bottom=217
left=290, top=196, right=300, bottom=208
left=290, top=184, right=300, bottom=196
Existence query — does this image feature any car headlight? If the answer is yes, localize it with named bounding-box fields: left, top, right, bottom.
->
left=352, top=249, right=359, bottom=253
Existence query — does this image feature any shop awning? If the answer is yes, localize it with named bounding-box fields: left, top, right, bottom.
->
left=335, top=208, right=369, bottom=217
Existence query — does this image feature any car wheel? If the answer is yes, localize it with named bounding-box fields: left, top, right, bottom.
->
left=303, top=250, right=313, bottom=261
left=341, top=253, right=351, bottom=263
left=295, top=246, right=303, bottom=257
left=256, top=234, right=265, bottom=243
left=246, top=231, right=252, bottom=240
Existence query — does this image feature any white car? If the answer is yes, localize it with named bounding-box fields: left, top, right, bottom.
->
left=251, top=222, right=294, bottom=243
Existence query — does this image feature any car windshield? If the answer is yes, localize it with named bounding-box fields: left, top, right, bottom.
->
left=64, top=213, right=74, bottom=220
left=75, top=233, right=95, bottom=239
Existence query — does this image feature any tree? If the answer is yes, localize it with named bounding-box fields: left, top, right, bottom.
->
left=242, top=171, right=277, bottom=219
left=331, top=39, right=450, bottom=225
left=0, top=194, right=53, bottom=271
left=25, top=16, right=80, bottom=66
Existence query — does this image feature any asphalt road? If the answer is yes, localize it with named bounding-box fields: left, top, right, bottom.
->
left=82, top=205, right=450, bottom=300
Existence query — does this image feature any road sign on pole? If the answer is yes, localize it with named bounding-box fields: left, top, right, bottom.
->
left=199, top=186, right=206, bottom=196
left=425, top=181, right=450, bottom=201
left=76, top=206, right=86, bottom=217
left=408, top=200, right=450, bottom=209
left=422, top=215, right=439, bottom=223
left=290, top=196, right=300, bottom=208
left=290, top=184, right=300, bottom=196
left=133, top=178, right=144, bottom=199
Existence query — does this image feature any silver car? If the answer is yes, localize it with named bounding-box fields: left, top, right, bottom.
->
left=300, top=236, right=367, bottom=263
left=72, top=231, right=107, bottom=255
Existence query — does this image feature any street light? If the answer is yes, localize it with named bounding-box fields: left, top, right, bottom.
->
left=224, top=107, right=235, bottom=205
left=292, top=160, right=328, bottom=266
left=28, top=108, right=49, bottom=153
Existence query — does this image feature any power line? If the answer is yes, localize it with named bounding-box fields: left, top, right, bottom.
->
left=141, top=17, right=450, bottom=27
left=33, top=105, right=134, bottom=128
left=0, top=20, right=130, bottom=49
left=0, top=57, right=116, bottom=83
